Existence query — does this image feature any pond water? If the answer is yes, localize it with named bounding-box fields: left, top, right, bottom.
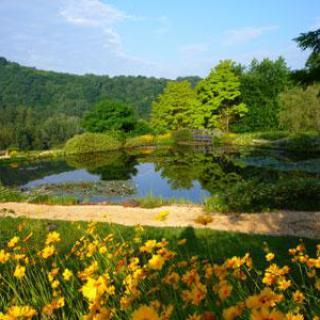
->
left=1, top=145, right=320, bottom=206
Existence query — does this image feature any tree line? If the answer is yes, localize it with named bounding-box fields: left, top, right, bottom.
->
left=0, top=28, right=319, bottom=150
left=151, top=29, right=320, bottom=133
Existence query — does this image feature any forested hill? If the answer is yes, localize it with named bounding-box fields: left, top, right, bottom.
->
left=0, top=57, right=200, bottom=117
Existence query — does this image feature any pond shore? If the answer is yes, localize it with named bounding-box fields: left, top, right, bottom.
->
left=1, top=202, right=319, bottom=239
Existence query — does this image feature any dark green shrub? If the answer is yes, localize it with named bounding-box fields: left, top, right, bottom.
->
left=64, top=132, right=123, bottom=155
left=172, top=129, right=193, bottom=144
left=205, top=177, right=320, bottom=213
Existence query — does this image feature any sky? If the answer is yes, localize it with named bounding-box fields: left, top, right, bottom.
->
left=0, top=0, right=319, bottom=79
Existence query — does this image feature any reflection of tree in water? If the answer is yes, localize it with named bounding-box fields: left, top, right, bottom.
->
left=151, top=146, right=243, bottom=192
left=66, top=151, right=138, bottom=181
left=0, top=159, right=72, bottom=187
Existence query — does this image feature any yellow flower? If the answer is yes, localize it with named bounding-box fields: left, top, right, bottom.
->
left=2, top=305, right=37, bottom=319
left=292, top=290, right=305, bottom=304
left=40, top=245, right=55, bottom=259
left=0, top=250, right=10, bottom=263
left=218, top=281, right=233, bottom=300
left=63, top=269, right=73, bottom=281
left=99, top=246, right=107, bottom=254
left=223, top=304, right=243, bottom=320
left=246, top=288, right=283, bottom=309
left=286, top=312, right=304, bottom=320
left=43, top=297, right=65, bottom=315
left=266, top=253, right=275, bottom=262
left=45, top=232, right=61, bottom=245
left=131, top=305, right=160, bottom=320
left=81, top=276, right=108, bottom=302
left=140, top=240, right=157, bottom=253
left=277, top=278, right=291, bottom=291
left=186, top=313, right=202, bottom=320
left=8, top=236, right=20, bottom=248
left=154, top=210, right=169, bottom=222
left=148, top=255, right=165, bottom=270
left=251, top=308, right=285, bottom=320
left=14, top=265, right=26, bottom=279
left=51, top=280, right=60, bottom=289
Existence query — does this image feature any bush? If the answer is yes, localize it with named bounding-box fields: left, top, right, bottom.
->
left=205, top=177, right=320, bottom=213
left=279, top=84, right=320, bottom=132
left=64, top=132, right=123, bottom=155
left=172, top=129, right=193, bottom=144
left=125, top=135, right=155, bottom=148
left=155, top=133, right=173, bottom=145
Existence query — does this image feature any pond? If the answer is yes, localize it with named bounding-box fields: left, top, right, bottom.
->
left=1, top=145, right=320, bottom=207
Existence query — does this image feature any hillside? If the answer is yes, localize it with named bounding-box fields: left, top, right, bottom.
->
left=0, top=57, right=200, bottom=150
left=0, top=57, right=170, bottom=117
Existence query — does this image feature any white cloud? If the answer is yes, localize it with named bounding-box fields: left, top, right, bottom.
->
left=223, top=25, right=278, bottom=46
left=59, top=0, right=128, bottom=27
left=58, top=0, right=152, bottom=69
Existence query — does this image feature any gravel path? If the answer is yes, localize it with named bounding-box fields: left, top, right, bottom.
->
left=1, top=202, right=319, bottom=239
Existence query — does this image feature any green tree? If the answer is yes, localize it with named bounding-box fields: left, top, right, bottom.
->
left=294, top=28, right=320, bottom=71
left=151, top=81, right=197, bottom=132
left=235, top=57, right=290, bottom=132
left=82, top=100, right=137, bottom=133
left=194, top=60, right=247, bottom=131
left=293, top=28, right=320, bottom=83
left=279, top=84, right=320, bottom=132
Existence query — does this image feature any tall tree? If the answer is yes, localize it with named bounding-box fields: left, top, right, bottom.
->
left=82, top=100, right=137, bottom=133
left=194, top=60, right=247, bottom=131
left=294, top=28, right=320, bottom=71
left=293, top=28, right=320, bottom=83
left=151, top=81, right=197, bottom=132
left=235, top=57, right=290, bottom=132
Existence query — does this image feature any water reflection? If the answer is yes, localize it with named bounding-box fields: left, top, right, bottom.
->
left=0, top=145, right=319, bottom=205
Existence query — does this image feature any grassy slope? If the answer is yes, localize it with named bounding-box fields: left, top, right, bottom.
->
left=0, top=217, right=318, bottom=268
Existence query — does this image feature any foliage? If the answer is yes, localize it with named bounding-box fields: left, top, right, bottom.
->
left=0, top=185, right=26, bottom=202
left=151, top=81, right=197, bottom=132
left=125, top=135, right=155, bottom=148
left=82, top=100, right=137, bottom=133
left=0, top=57, right=167, bottom=118
left=0, top=106, right=81, bottom=151
left=294, top=28, right=320, bottom=76
left=279, top=84, right=320, bottom=132
left=205, top=177, right=320, bottom=212
left=0, top=218, right=319, bottom=319
left=171, top=129, right=194, bottom=144
left=194, top=60, right=248, bottom=131
left=64, top=133, right=123, bottom=155
left=235, top=58, right=290, bottom=132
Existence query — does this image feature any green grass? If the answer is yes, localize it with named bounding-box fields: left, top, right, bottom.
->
left=0, top=217, right=318, bottom=268
left=134, top=194, right=192, bottom=208
left=213, top=130, right=320, bottom=152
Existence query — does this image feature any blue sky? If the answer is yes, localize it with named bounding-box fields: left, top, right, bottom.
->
left=0, top=0, right=319, bottom=78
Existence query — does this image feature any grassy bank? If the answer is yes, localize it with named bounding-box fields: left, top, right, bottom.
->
left=0, top=217, right=319, bottom=319
left=213, top=131, right=320, bottom=153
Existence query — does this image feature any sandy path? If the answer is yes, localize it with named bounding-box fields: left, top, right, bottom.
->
left=0, top=202, right=319, bottom=239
